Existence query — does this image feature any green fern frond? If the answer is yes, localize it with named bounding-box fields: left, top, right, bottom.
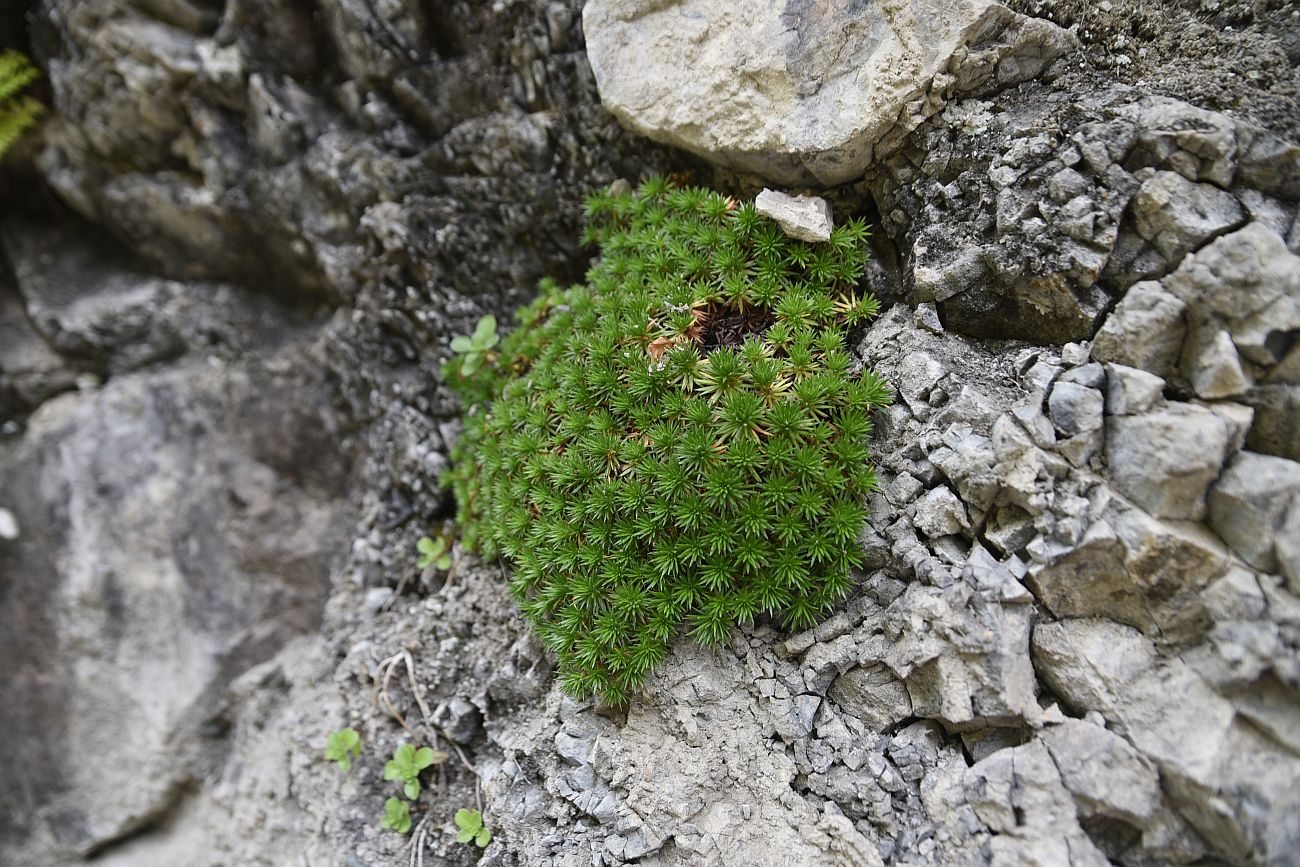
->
left=0, top=50, right=44, bottom=160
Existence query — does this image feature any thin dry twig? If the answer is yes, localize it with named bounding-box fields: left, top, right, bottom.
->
left=374, top=648, right=481, bottom=807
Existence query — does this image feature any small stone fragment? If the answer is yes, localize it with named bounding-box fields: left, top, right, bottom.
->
left=754, top=189, right=834, bottom=243
left=0, top=507, right=17, bottom=541
left=1186, top=328, right=1250, bottom=398
left=1103, top=364, right=1165, bottom=416
left=829, top=664, right=913, bottom=732
left=1092, top=281, right=1187, bottom=377
left=911, top=485, right=970, bottom=539
left=1048, top=381, right=1104, bottom=436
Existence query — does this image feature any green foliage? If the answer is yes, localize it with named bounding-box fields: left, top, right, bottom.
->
left=324, top=727, right=362, bottom=771
left=454, top=808, right=491, bottom=847
left=450, top=315, right=500, bottom=376
left=446, top=179, right=890, bottom=705
left=416, top=535, right=452, bottom=570
left=381, top=797, right=412, bottom=834
left=384, top=743, right=447, bottom=800
left=0, top=50, right=44, bottom=159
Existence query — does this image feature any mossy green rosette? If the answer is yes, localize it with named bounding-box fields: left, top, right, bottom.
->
left=447, top=179, right=891, bottom=704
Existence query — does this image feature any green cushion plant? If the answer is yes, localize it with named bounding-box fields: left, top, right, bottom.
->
left=446, top=178, right=890, bottom=705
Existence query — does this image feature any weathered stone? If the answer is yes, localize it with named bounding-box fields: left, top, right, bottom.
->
left=1185, top=327, right=1251, bottom=398
left=583, top=0, right=1073, bottom=185
left=754, top=189, right=833, bottom=242
left=1208, top=451, right=1300, bottom=573
left=1278, top=499, right=1300, bottom=594
left=1041, top=719, right=1161, bottom=827
left=1106, top=402, right=1239, bottom=520
left=1107, top=170, right=1245, bottom=282
left=1102, top=364, right=1165, bottom=416
left=1047, top=381, right=1104, bottom=436
left=963, top=740, right=1111, bottom=866
left=1116, top=661, right=1300, bottom=863
left=829, top=664, right=913, bottom=733
left=1031, top=619, right=1156, bottom=717
left=1092, top=281, right=1187, bottom=378
left=0, top=351, right=350, bottom=857
left=1163, top=223, right=1300, bottom=369
left=1030, top=500, right=1230, bottom=638
left=911, top=485, right=970, bottom=539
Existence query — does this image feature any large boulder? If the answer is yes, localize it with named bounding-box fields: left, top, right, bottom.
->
left=583, top=0, right=1074, bottom=185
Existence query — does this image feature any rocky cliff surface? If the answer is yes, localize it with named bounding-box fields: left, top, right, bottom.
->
left=1, top=0, right=1298, bottom=865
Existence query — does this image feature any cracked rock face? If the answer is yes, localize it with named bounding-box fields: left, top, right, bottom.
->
left=582, top=0, right=1075, bottom=185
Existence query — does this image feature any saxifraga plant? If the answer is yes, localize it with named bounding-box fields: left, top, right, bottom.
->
left=446, top=178, right=890, bottom=705
left=0, top=50, right=44, bottom=159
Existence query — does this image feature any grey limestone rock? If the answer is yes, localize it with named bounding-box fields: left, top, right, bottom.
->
left=1047, top=380, right=1104, bottom=436
left=1040, top=719, right=1161, bottom=827
left=1208, top=451, right=1300, bottom=573
left=1092, top=281, right=1187, bottom=377
left=1031, top=618, right=1157, bottom=717
left=1102, top=364, right=1165, bottom=416
left=1105, top=401, right=1243, bottom=520
left=828, top=664, right=914, bottom=733
left=911, top=485, right=971, bottom=539
left=1107, top=169, right=1245, bottom=282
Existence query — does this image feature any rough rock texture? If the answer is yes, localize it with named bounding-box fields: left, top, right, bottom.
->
left=583, top=0, right=1075, bottom=186
left=3, top=0, right=1300, bottom=865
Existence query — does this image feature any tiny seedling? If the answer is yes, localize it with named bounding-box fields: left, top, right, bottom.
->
left=384, top=743, right=447, bottom=800
left=324, top=727, right=362, bottom=771
left=450, top=315, right=500, bottom=375
left=382, top=797, right=412, bottom=834
left=416, top=535, right=452, bottom=571
left=454, top=808, right=491, bottom=847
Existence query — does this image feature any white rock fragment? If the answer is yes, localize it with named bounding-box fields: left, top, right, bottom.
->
left=911, top=485, right=970, bottom=539
left=754, top=189, right=834, bottom=243
left=0, top=507, right=17, bottom=541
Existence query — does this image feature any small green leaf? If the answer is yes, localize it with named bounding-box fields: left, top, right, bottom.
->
left=454, top=809, right=478, bottom=831
left=474, top=827, right=491, bottom=847
left=450, top=335, right=473, bottom=353
left=404, top=778, right=421, bottom=800
left=456, top=828, right=474, bottom=844
left=473, top=315, right=497, bottom=341
left=324, top=728, right=361, bottom=771
left=417, top=536, right=449, bottom=570
left=382, top=797, right=412, bottom=834
left=413, top=746, right=438, bottom=770
left=462, top=352, right=484, bottom=375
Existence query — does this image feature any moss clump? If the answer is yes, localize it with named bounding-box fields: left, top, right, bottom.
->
left=447, top=179, right=890, bottom=704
